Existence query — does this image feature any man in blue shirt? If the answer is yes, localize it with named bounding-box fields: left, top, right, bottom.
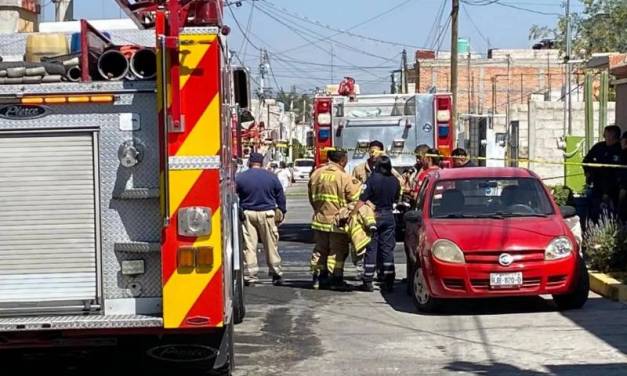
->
left=236, top=152, right=287, bottom=286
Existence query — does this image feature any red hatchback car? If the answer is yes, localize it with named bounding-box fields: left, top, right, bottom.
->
left=406, top=167, right=589, bottom=312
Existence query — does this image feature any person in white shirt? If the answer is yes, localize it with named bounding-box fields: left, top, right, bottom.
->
left=276, top=161, right=291, bottom=191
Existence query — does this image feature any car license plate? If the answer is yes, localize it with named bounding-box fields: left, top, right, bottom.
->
left=490, top=272, right=523, bottom=288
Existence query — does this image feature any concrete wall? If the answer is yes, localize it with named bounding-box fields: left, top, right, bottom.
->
left=516, top=101, right=616, bottom=185
left=615, top=83, right=627, bottom=130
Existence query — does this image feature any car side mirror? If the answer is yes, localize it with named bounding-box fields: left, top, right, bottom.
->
left=404, top=209, right=423, bottom=225
left=560, top=205, right=577, bottom=219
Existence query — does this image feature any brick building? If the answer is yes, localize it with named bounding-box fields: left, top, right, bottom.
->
left=409, top=49, right=576, bottom=115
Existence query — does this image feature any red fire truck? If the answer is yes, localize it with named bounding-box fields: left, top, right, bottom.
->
left=0, top=1, right=246, bottom=373
left=313, top=92, right=454, bottom=172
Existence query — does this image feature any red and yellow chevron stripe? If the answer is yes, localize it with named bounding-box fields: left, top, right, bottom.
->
left=158, top=28, right=224, bottom=329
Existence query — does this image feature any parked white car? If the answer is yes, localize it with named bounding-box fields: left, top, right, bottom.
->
left=292, top=158, right=315, bottom=182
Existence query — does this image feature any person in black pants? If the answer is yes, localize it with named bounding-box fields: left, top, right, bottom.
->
left=353, top=156, right=401, bottom=292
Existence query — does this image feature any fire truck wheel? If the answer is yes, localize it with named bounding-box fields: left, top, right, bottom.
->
left=233, top=215, right=246, bottom=324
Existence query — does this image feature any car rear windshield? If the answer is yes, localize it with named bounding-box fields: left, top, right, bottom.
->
left=295, top=160, right=314, bottom=167
left=430, top=177, right=554, bottom=219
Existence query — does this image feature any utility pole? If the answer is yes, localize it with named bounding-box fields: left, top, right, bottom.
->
left=330, top=43, right=334, bottom=84
left=259, top=49, right=269, bottom=100
left=467, top=48, right=471, bottom=115
left=53, top=0, right=74, bottom=22
left=565, top=0, right=572, bottom=135
left=402, top=49, right=408, bottom=94
left=450, top=0, right=460, bottom=130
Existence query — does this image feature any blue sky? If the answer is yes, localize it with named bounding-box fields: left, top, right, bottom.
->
left=41, top=0, right=583, bottom=93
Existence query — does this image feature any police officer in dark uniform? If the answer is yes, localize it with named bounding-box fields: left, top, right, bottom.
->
left=354, top=156, right=401, bottom=292
left=583, top=125, right=622, bottom=220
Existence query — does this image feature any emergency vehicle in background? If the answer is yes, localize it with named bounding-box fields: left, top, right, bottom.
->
left=313, top=79, right=455, bottom=173
left=0, top=0, right=247, bottom=373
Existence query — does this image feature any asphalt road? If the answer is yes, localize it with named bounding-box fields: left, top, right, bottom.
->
left=233, top=182, right=627, bottom=376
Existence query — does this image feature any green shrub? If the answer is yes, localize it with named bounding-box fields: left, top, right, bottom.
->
left=550, top=185, right=574, bottom=206
left=583, top=213, right=627, bottom=273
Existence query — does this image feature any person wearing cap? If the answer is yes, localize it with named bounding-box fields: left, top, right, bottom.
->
left=583, top=125, right=622, bottom=220
left=352, top=140, right=386, bottom=184
left=236, top=152, right=287, bottom=286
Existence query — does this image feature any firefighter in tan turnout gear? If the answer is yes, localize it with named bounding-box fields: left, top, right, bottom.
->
left=309, top=149, right=361, bottom=290
left=353, top=140, right=403, bottom=184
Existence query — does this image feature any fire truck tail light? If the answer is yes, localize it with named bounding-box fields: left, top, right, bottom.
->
left=44, top=97, right=66, bottom=104
left=177, top=247, right=195, bottom=268
left=436, top=110, right=450, bottom=123
left=316, top=100, right=331, bottom=113
left=20, top=95, right=114, bottom=105
left=176, top=246, right=214, bottom=270
left=196, top=246, right=214, bottom=269
left=178, top=207, right=212, bottom=237
left=438, top=125, right=450, bottom=138
left=317, top=113, right=331, bottom=126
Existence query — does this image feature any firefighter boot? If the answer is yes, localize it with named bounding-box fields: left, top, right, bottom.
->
left=329, top=276, right=351, bottom=292
left=358, top=281, right=374, bottom=292
left=272, top=274, right=284, bottom=287
left=383, top=275, right=395, bottom=293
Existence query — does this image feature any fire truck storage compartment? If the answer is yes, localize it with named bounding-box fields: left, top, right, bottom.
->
left=0, top=132, right=99, bottom=310
left=0, top=81, right=162, bottom=320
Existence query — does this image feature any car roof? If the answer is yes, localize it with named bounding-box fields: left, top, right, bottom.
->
left=433, top=167, right=538, bottom=180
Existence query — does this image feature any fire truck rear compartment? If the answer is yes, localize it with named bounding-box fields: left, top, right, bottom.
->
left=0, top=81, right=164, bottom=329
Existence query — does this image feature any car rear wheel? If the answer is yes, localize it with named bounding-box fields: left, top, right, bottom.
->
left=553, top=259, right=589, bottom=310
left=412, top=265, right=440, bottom=313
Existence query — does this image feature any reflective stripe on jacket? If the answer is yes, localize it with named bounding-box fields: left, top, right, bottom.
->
left=309, top=162, right=361, bottom=232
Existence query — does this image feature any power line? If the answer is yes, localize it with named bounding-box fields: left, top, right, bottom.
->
left=253, top=4, right=397, bottom=79
left=461, top=4, right=491, bottom=51
left=258, top=0, right=425, bottom=51
left=461, top=0, right=562, bottom=17
left=238, top=1, right=256, bottom=60
left=255, top=2, right=401, bottom=63
left=424, top=0, right=448, bottom=48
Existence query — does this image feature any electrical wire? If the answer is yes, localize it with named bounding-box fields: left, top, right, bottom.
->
left=238, top=1, right=256, bottom=61
left=254, top=2, right=401, bottom=64
left=461, top=4, right=491, bottom=52
left=424, top=0, right=448, bottom=48
left=253, top=4, right=397, bottom=79
left=258, top=0, right=425, bottom=51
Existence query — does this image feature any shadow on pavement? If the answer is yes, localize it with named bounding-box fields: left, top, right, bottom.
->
left=382, top=281, right=557, bottom=316
left=560, top=296, right=627, bottom=355
left=445, top=361, right=627, bottom=376
left=279, top=223, right=314, bottom=243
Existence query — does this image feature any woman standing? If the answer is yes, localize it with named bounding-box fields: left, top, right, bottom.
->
left=354, top=156, right=401, bottom=292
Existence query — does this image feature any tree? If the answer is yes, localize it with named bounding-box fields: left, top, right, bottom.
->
left=276, top=86, right=312, bottom=124
left=530, top=0, right=627, bottom=59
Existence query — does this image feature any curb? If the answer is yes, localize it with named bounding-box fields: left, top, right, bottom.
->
left=589, top=272, right=627, bottom=302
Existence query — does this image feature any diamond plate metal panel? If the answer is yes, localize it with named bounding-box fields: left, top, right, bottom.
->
left=0, top=314, right=162, bottom=332
left=0, top=81, right=155, bottom=96
left=0, top=90, right=163, bottom=303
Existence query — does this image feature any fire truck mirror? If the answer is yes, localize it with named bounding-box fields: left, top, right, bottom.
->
left=233, top=67, right=250, bottom=109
